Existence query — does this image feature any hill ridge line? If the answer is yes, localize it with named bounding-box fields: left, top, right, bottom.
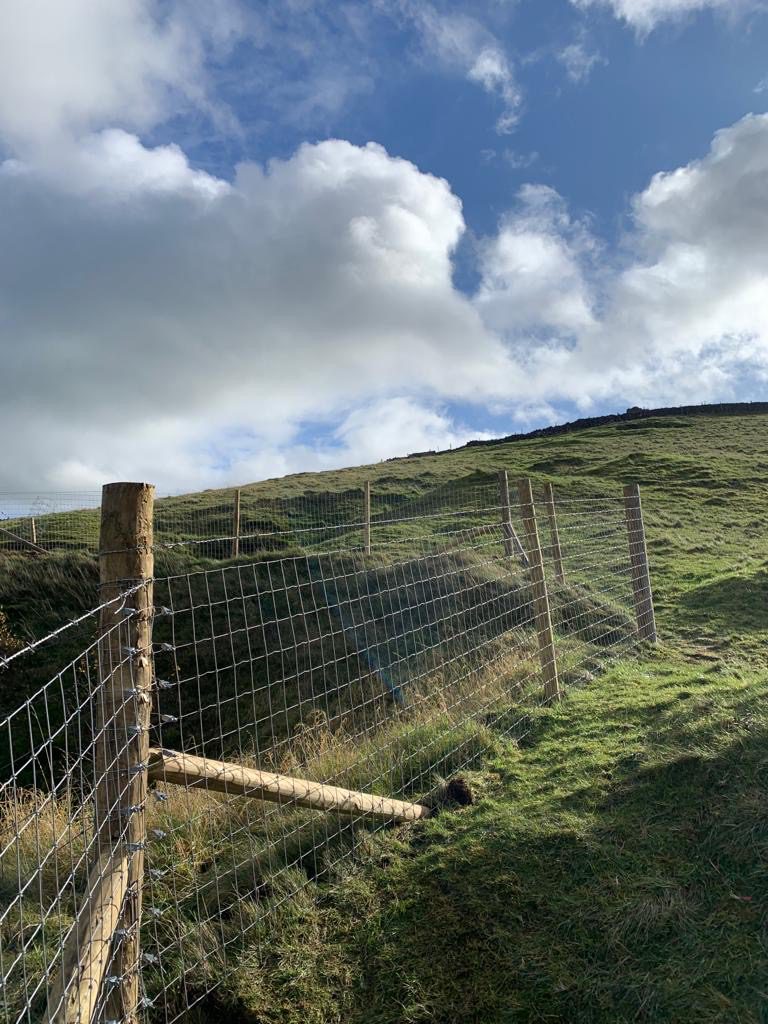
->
left=398, top=401, right=768, bottom=460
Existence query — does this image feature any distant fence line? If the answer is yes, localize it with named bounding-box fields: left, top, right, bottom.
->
left=0, top=473, right=663, bottom=561
left=0, top=477, right=655, bottom=1024
left=2, top=480, right=532, bottom=560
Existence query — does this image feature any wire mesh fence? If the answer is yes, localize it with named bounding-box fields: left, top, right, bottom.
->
left=0, top=478, right=653, bottom=1024
left=0, top=589, right=150, bottom=1023
left=0, top=476, right=647, bottom=560
left=0, top=487, right=378, bottom=558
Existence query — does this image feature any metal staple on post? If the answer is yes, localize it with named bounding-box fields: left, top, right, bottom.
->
left=623, top=483, right=657, bottom=642
left=498, top=470, right=529, bottom=567
left=517, top=478, right=561, bottom=703
left=232, top=488, right=241, bottom=559
left=542, top=483, right=565, bottom=583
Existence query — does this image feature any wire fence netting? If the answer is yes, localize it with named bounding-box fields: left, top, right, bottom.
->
left=0, top=481, right=650, bottom=1024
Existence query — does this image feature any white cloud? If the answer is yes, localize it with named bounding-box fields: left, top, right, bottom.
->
left=594, top=113, right=768, bottom=377
left=467, top=48, right=521, bottom=133
left=0, top=128, right=230, bottom=199
left=404, top=5, right=522, bottom=132
left=571, top=0, right=767, bottom=33
left=503, top=150, right=540, bottom=170
left=474, top=185, right=597, bottom=335
left=7, top=115, right=768, bottom=490
left=557, top=39, right=606, bottom=82
left=334, top=398, right=491, bottom=462
left=0, top=134, right=519, bottom=489
left=0, top=0, right=243, bottom=154
left=45, top=398, right=489, bottom=491
left=476, top=114, right=768, bottom=409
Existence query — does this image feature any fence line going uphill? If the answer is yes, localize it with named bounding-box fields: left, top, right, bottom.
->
left=0, top=476, right=655, bottom=1023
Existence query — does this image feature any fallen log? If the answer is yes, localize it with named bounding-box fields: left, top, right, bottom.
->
left=147, top=748, right=430, bottom=822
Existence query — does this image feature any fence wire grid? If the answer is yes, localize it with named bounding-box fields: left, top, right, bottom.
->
left=0, top=481, right=652, bottom=1024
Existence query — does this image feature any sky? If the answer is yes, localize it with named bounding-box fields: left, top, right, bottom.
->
left=1, top=0, right=768, bottom=493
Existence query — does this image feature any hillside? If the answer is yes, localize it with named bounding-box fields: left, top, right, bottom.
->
left=2, top=410, right=768, bottom=1023
left=3, top=410, right=768, bottom=662
left=191, top=412, right=768, bottom=1023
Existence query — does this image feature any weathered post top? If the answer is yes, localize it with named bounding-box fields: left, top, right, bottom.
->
left=99, top=482, right=155, bottom=585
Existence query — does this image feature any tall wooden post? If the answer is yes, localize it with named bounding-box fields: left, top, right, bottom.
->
left=45, top=852, right=130, bottom=1024
left=517, top=479, right=561, bottom=703
left=498, top=471, right=529, bottom=567
left=542, top=483, right=565, bottom=584
left=623, top=483, right=657, bottom=642
left=363, top=480, right=372, bottom=555
left=232, top=487, right=241, bottom=558
left=30, top=517, right=37, bottom=547
left=96, top=482, right=155, bottom=1024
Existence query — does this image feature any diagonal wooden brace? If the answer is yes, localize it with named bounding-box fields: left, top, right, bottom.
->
left=147, top=748, right=431, bottom=822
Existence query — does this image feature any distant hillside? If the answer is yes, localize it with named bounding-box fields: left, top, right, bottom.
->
left=401, top=401, right=768, bottom=459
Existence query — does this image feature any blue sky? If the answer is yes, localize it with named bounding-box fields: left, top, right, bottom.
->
left=1, top=0, right=768, bottom=491
left=166, top=1, right=768, bottom=238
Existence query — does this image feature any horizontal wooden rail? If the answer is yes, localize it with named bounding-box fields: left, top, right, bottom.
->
left=148, top=749, right=431, bottom=822
left=45, top=851, right=130, bottom=1024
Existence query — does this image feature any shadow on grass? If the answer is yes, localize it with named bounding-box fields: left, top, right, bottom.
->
left=677, top=567, right=768, bottom=634
left=337, top=690, right=768, bottom=1024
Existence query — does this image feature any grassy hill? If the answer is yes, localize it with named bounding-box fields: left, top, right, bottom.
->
left=187, top=413, right=768, bottom=1024
left=2, top=409, right=768, bottom=1023
left=3, top=410, right=768, bottom=659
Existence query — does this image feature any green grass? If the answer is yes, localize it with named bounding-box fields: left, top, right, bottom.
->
left=2, top=409, right=768, bottom=1022
left=184, top=653, right=767, bottom=1024
left=186, top=412, right=768, bottom=1023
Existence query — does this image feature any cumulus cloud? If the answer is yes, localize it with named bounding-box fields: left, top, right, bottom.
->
left=591, top=113, right=768, bottom=383
left=0, top=0, right=243, bottom=154
left=6, top=115, right=768, bottom=490
left=0, top=134, right=519, bottom=489
left=474, top=185, right=597, bottom=335
left=570, top=0, right=767, bottom=33
left=46, top=398, right=489, bottom=493
left=333, top=398, right=491, bottom=462
left=480, top=114, right=768, bottom=408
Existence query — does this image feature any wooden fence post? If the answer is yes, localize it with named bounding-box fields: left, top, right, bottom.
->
left=363, top=480, right=371, bottom=555
left=517, top=478, right=561, bottom=703
left=30, top=517, right=37, bottom=547
left=623, top=483, right=657, bottom=642
left=498, top=471, right=529, bottom=567
left=232, top=487, right=241, bottom=558
left=542, top=483, right=565, bottom=584
left=96, top=482, right=155, bottom=1024
left=45, top=852, right=130, bottom=1024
